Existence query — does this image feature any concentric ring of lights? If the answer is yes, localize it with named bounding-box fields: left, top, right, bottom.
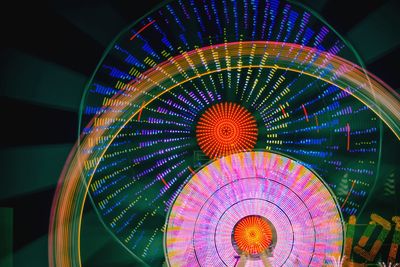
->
left=196, top=102, right=258, bottom=158
left=165, top=151, right=344, bottom=266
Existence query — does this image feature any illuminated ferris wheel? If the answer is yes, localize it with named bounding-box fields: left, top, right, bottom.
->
left=45, top=0, right=400, bottom=266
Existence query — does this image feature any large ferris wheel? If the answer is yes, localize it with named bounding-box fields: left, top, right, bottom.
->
left=43, top=0, right=400, bottom=266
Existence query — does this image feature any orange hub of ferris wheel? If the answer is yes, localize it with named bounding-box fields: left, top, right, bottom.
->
left=196, top=102, right=258, bottom=158
left=233, top=215, right=273, bottom=255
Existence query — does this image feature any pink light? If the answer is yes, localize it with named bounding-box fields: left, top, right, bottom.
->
left=165, top=152, right=344, bottom=266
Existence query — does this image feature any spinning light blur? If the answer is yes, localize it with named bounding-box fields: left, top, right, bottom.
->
left=165, top=151, right=344, bottom=266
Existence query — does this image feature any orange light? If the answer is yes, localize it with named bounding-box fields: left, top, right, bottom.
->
left=233, top=216, right=273, bottom=255
left=196, top=102, right=258, bottom=158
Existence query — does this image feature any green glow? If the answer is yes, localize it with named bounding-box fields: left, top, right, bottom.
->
left=0, top=144, right=73, bottom=199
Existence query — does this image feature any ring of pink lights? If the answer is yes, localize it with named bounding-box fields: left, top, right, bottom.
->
left=164, top=151, right=344, bottom=266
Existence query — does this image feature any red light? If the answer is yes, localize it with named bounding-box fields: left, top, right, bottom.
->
left=196, top=102, right=258, bottom=158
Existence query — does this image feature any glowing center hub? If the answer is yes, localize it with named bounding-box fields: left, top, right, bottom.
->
left=233, top=215, right=273, bottom=255
left=196, top=102, right=257, bottom=158
left=219, top=122, right=235, bottom=138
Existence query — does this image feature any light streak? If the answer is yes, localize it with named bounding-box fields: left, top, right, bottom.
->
left=301, top=104, right=309, bottom=122
left=130, top=20, right=156, bottom=41
left=346, top=123, right=351, bottom=151
left=188, top=166, right=196, bottom=175
left=137, top=101, right=146, bottom=121
left=161, top=178, right=169, bottom=188
left=341, top=180, right=356, bottom=209
left=279, top=104, right=287, bottom=116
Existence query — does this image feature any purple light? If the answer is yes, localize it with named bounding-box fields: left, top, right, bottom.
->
left=165, top=151, right=343, bottom=266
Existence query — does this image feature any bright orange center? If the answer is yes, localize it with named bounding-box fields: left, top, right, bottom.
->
left=233, top=216, right=273, bottom=255
left=196, top=102, right=257, bottom=158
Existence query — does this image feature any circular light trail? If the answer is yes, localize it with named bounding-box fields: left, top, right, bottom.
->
left=196, top=102, right=258, bottom=158
left=165, top=151, right=344, bottom=266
